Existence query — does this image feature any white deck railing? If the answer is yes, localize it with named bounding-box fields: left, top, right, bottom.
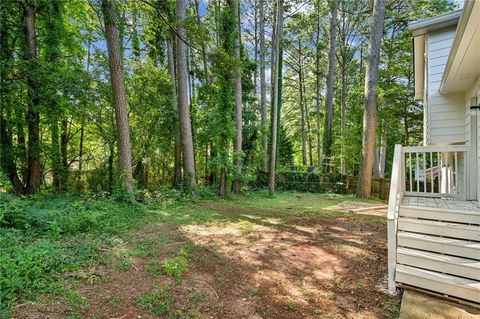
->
left=387, top=144, right=469, bottom=293
left=402, top=145, right=468, bottom=199
left=387, top=145, right=403, bottom=293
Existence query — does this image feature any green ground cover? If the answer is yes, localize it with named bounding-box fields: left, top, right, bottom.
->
left=1, top=190, right=392, bottom=318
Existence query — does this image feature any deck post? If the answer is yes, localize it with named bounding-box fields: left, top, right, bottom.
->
left=387, top=144, right=403, bottom=294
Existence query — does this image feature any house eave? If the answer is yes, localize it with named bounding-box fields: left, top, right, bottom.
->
left=440, top=1, right=479, bottom=94
left=408, top=10, right=461, bottom=37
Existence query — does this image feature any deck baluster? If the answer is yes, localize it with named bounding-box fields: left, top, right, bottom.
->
left=430, top=152, right=434, bottom=193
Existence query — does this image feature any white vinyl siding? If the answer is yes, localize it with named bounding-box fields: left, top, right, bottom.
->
left=426, top=28, right=465, bottom=145
left=463, top=77, right=479, bottom=200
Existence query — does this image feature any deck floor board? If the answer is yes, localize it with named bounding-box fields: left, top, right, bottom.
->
left=401, top=196, right=480, bottom=211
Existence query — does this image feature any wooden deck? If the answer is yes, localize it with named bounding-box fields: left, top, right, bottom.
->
left=395, top=195, right=480, bottom=303
left=401, top=196, right=480, bottom=211
left=387, top=145, right=480, bottom=303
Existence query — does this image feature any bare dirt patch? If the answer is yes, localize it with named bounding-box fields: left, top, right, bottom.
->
left=12, top=195, right=399, bottom=319
left=329, top=200, right=388, bottom=217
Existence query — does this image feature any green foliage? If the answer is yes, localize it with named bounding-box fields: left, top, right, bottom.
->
left=162, top=256, right=188, bottom=279
left=1, top=238, right=65, bottom=307
left=136, top=283, right=203, bottom=319
left=0, top=190, right=384, bottom=312
left=383, top=299, right=401, bottom=318
left=136, top=284, right=175, bottom=316
left=0, top=193, right=146, bottom=309
left=163, top=244, right=192, bottom=280
left=117, top=260, right=132, bottom=271
left=0, top=194, right=29, bottom=229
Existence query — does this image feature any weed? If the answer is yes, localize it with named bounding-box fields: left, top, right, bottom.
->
left=145, top=259, right=164, bottom=277
left=383, top=299, right=401, bottom=317
left=64, top=289, right=89, bottom=312
left=162, top=243, right=192, bottom=280
left=186, top=291, right=207, bottom=304
left=163, top=256, right=188, bottom=280
left=247, top=289, right=258, bottom=297
left=284, top=299, right=298, bottom=312
left=136, top=284, right=174, bottom=316
left=236, top=220, right=254, bottom=234
left=102, top=296, right=123, bottom=314
left=130, top=236, right=162, bottom=257
left=117, top=260, right=131, bottom=271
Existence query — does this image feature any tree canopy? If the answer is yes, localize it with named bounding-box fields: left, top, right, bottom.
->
left=0, top=0, right=456, bottom=197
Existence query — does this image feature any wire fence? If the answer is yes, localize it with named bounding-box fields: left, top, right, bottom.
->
left=252, top=172, right=391, bottom=200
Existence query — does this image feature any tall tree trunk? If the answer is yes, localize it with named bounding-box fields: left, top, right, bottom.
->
left=379, top=124, right=387, bottom=178
left=0, top=19, right=24, bottom=193
left=23, top=1, right=41, bottom=194
left=298, top=41, right=313, bottom=167
left=108, top=143, right=114, bottom=193
left=315, top=0, right=322, bottom=167
left=299, top=64, right=307, bottom=166
left=374, top=137, right=380, bottom=177
left=232, top=0, right=243, bottom=193
left=102, top=0, right=134, bottom=196
left=78, top=41, right=91, bottom=186
left=259, top=0, right=268, bottom=172
left=219, top=167, right=226, bottom=196
left=44, top=0, right=65, bottom=192
left=130, top=4, right=143, bottom=189
left=305, top=97, right=313, bottom=166
left=167, top=31, right=182, bottom=189
left=45, top=1, right=63, bottom=191
left=374, top=120, right=387, bottom=178
left=78, top=118, right=85, bottom=184
left=340, top=64, right=347, bottom=175
left=268, top=0, right=283, bottom=194
left=214, top=0, right=220, bottom=46
left=176, top=0, right=198, bottom=197
left=0, top=115, right=24, bottom=193
left=60, top=118, right=68, bottom=189
left=357, top=0, right=386, bottom=198
left=51, top=120, right=61, bottom=190
left=16, top=109, right=27, bottom=182
left=204, top=144, right=209, bottom=184
left=194, top=0, right=209, bottom=86
left=187, top=46, right=193, bottom=106
left=322, top=0, right=337, bottom=173
left=253, top=0, right=258, bottom=97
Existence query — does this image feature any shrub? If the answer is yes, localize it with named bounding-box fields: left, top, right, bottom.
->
left=0, top=239, right=68, bottom=308
left=0, top=193, right=147, bottom=310
left=0, top=194, right=30, bottom=229
left=162, top=244, right=192, bottom=280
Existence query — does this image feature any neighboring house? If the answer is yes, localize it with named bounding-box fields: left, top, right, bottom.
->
left=387, top=2, right=480, bottom=304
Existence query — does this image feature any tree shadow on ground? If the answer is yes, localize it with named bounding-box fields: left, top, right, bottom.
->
left=12, top=198, right=399, bottom=319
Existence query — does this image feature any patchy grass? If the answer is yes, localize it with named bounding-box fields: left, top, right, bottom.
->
left=4, top=190, right=397, bottom=319
left=136, top=284, right=174, bottom=316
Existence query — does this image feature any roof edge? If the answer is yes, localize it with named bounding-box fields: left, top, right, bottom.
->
left=408, top=10, right=462, bottom=36
left=440, top=1, right=477, bottom=94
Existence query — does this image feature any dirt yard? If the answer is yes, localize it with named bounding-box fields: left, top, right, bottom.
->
left=12, top=193, right=400, bottom=319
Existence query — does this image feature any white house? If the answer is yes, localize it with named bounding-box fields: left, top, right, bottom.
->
left=387, top=2, right=480, bottom=305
